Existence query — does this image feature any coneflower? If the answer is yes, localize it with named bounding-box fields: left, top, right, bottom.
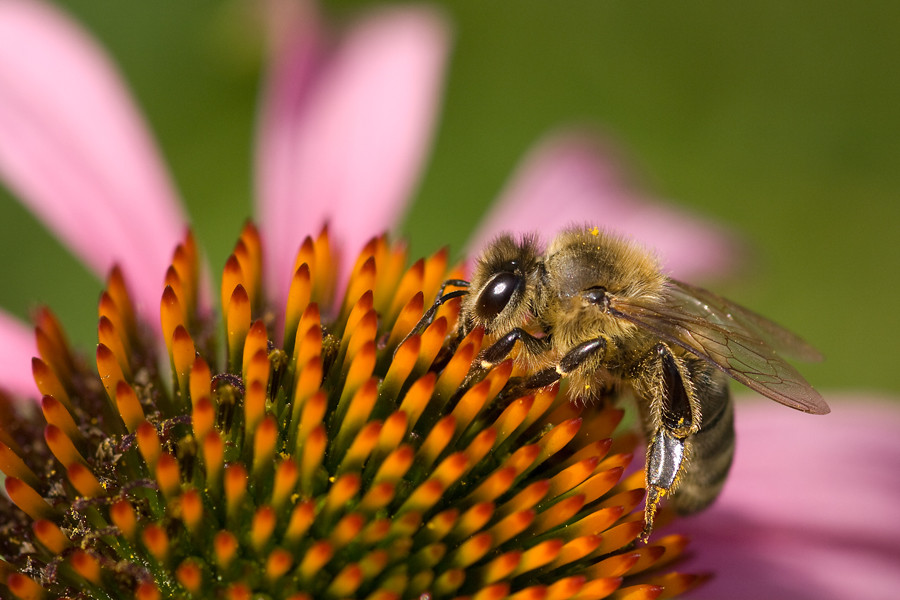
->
left=0, top=223, right=706, bottom=599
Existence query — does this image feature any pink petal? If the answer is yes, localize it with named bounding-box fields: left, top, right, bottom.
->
left=0, top=0, right=187, bottom=322
left=467, top=132, right=737, bottom=280
left=0, top=310, right=38, bottom=399
left=678, top=396, right=900, bottom=599
left=256, top=3, right=449, bottom=305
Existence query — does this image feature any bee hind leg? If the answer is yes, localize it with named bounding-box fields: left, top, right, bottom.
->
left=641, top=343, right=700, bottom=540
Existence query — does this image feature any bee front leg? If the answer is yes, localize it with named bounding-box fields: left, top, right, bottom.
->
left=395, top=279, right=470, bottom=354
left=641, top=343, right=701, bottom=540
left=463, top=328, right=552, bottom=387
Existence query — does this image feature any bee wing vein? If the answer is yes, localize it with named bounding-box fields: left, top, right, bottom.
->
left=610, top=281, right=829, bottom=415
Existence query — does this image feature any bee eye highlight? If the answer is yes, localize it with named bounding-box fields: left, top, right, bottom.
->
left=477, top=272, right=523, bottom=320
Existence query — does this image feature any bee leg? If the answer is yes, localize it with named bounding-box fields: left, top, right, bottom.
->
left=641, top=343, right=699, bottom=540
left=394, top=279, right=470, bottom=355
left=463, top=328, right=551, bottom=387
left=521, top=336, right=608, bottom=389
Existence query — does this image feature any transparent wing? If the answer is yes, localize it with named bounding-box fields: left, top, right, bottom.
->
left=669, top=280, right=823, bottom=362
left=609, top=279, right=829, bottom=414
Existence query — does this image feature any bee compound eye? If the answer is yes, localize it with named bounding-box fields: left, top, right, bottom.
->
left=477, top=272, right=523, bottom=321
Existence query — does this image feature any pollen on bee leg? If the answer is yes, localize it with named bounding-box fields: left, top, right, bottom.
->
left=642, top=485, right=667, bottom=541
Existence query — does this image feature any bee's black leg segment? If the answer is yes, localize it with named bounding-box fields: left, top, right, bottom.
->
left=436, top=279, right=471, bottom=300
left=657, top=344, right=694, bottom=435
left=480, top=328, right=549, bottom=368
left=558, top=337, right=607, bottom=373
left=518, top=336, right=607, bottom=390
left=394, top=280, right=470, bottom=354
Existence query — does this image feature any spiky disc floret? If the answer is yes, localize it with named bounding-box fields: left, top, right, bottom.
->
left=0, top=224, right=706, bottom=599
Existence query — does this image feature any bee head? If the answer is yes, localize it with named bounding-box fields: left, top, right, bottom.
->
left=463, top=234, right=542, bottom=334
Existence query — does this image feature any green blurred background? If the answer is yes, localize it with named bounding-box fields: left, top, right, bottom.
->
left=1, top=0, right=898, bottom=394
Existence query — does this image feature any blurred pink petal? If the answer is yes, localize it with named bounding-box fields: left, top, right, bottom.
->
left=0, top=0, right=187, bottom=321
left=467, top=132, right=737, bottom=280
left=0, top=310, right=37, bottom=399
left=678, top=396, right=900, bottom=599
left=256, top=3, right=449, bottom=305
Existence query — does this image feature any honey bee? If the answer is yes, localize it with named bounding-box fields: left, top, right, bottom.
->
left=426, top=225, right=829, bottom=538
